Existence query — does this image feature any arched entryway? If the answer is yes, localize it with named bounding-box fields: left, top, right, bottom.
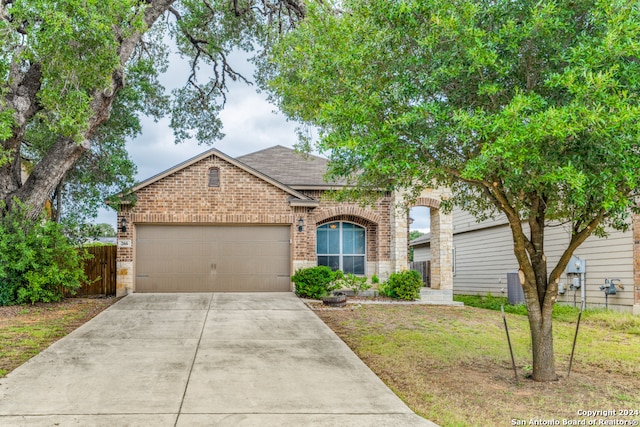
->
left=410, top=193, right=453, bottom=291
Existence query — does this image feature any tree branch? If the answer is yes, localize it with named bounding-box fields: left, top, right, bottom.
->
left=548, top=209, right=606, bottom=289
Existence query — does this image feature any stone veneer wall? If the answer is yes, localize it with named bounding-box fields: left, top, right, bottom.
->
left=414, top=187, right=454, bottom=291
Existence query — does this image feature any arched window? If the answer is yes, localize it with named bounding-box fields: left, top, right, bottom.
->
left=316, top=222, right=365, bottom=275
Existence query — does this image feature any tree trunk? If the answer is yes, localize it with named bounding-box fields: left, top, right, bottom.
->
left=497, top=188, right=559, bottom=382
left=0, top=0, right=176, bottom=217
left=16, top=138, right=87, bottom=218
left=527, top=289, right=558, bottom=381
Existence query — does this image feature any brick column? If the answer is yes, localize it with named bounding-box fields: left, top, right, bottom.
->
left=292, top=207, right=316, bottom=275
left=390, top=191, right=410, bottom=273
left=116, top=207, right=133, bottom=297
left=430, top=207, right=453, bottom=290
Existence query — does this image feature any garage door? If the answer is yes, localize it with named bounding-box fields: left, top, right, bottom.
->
left=135, top=225, right=291, bottom=292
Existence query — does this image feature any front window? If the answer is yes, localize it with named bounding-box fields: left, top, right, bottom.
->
left=316, top=222, right=365, bottom=275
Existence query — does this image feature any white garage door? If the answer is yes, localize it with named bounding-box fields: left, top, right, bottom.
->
left=135, top=225, right=291, bottom=292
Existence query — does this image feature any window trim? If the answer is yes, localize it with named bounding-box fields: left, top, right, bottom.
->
left=208, top=167, right=220, bottom=188
left=316, top=221, right=366, bottom=275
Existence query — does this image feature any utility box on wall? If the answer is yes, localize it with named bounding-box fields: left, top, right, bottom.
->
left=566, top=255, right=586, bottom=274
left=507, top=271, right=525, bottom=305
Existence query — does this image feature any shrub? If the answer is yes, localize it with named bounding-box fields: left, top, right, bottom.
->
left=338, top=273, right=371, bottom=296
left=379, top=270, right=422, bottom=300
left=371, top=274, right=380, bottom=285
left=0, top=202, right=87, bottom=306
left=291, top=266, right=343, bottom=299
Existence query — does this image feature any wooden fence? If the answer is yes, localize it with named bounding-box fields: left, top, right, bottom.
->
left=77, top=245, right=117, bottom=296
left=410, top=260, right=431, bottom=288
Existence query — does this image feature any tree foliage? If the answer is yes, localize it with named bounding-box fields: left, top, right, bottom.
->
left=267, top=0, right=640, bottom=381
left=1, top=0, right=305, bottom=219
left=0, top=0, right=305, bottom=307
left=0, top=201, right=87, bottom=305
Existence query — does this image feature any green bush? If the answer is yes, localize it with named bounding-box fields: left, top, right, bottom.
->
left=0, top=202, right=87, bottom=306
left=379, top=270, right=422, bottom=300
left=338, top=273, right=371, bottom=296
left=291, top=266, right=342, bottom=299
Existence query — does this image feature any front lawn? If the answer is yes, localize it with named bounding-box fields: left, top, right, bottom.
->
left=312, top=301, right=640, bottom=427
left=0, top=297, right=118, bottom=377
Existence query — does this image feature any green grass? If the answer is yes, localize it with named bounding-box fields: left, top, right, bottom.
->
left=454, top=294, right=640, bottom=331
left=315, top=302, right=640, bottom=427
left=0, top=298, right=117, bottom=377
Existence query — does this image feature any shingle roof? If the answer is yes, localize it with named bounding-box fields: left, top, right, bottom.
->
left=409, top=233, right=431, bottom=246
left=237, top=145, right=345, bottom=188
left=119, top=145, right=344, bottom=205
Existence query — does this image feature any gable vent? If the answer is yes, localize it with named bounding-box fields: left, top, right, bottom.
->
left=208, top=167, right=220, bottom=187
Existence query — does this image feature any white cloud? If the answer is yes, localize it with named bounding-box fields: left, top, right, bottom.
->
left=95, top=48, right=298, bottom=227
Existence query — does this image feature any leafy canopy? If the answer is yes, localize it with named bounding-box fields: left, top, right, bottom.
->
left=1, top=0, right=145, bottom=144
left=267, top=0, right=640, bottom=381
left=267, top=0, right=640, bottom=233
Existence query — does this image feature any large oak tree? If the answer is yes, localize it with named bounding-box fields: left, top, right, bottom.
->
left=1, top=0, right=304, bottom=219
left=266, top=0, right=640, bottom=381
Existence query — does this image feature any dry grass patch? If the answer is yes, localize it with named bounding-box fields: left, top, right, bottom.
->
left=313, top=304, right=640, bottom=427
left=0, top=297, right=118, bottom=377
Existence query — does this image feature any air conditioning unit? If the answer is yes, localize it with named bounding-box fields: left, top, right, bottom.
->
left=507, top=271, right=525, bottom=305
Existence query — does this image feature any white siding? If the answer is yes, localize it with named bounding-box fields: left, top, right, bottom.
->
left=453, top=225, right=518, bottom=296
left=570, top=227, right=634, bottom=310
left=452, top=206, right=508, bottom=234
left=452, top=216, right=635, bottom=311
left=413, top=245, right=430, bottom=262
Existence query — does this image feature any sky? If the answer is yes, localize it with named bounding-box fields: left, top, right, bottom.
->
left=95, top=48, right=430, bottom=234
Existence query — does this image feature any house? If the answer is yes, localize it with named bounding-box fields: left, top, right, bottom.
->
left=411, top=206, right=640, bottom=314
left=114, top=145, right=455, bottom=298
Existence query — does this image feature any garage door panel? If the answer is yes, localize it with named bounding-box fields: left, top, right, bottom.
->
left=223, top=241, right=290, bottom=258
left=139, top=255, right=213, bottom=276
left=138, top=275, right=213, bottom=292
left=215, top=255, right=289, bottom=275
left=135, top=225, right=290, bottom=292
left=215, top=274, right=290, bottom=292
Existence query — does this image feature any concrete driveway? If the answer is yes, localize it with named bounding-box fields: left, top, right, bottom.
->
left=0, top=293, right=437, bottom=426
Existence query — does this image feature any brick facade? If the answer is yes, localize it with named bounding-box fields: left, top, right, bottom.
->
left=116, top=151, right=397, bottom=295
left=116, top=155, right=295, bottom=264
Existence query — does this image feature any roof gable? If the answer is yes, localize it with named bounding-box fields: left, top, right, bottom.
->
left=128, top=147, right=313, bottom=202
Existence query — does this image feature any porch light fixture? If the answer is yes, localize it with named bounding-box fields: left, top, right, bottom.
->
left=120, top=217, right=127, bottom=233
left=297, top=217, right=304, bottom=232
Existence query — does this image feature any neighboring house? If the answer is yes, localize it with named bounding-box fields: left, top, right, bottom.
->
left=411, top=206, right=640, bottom=314
left=411, top=233, right=431, bottom=263
left=114, top=145, right=454, bottom=297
